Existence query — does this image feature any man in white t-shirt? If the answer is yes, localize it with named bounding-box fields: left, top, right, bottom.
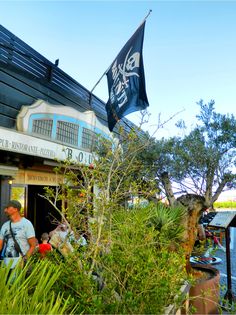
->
left=0, top=200, right=36, bottom=268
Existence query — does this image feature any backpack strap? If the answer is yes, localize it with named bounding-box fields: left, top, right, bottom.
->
left=9, top=221, right=24, bottom=257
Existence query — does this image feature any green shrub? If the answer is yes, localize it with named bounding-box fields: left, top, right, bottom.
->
left=98, top=206, right=188, bottom=314
left=47, top=204, right=189, bottom=314
left=148, top=203, right=187, bottom=247
left=40, top=132, right=191, bottom=314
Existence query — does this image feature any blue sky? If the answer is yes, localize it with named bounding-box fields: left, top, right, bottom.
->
left=1, top=0, right=236, bottom=138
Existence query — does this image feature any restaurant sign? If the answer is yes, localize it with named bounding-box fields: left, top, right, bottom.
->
left=0, top=127, right=93, bottom=165
left=13, top=170, right=63, bottom=186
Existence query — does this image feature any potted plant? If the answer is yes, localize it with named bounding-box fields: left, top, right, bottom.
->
left=160, top=173, right=220, bottom=314
left=176, top=194, right=220, bottom=314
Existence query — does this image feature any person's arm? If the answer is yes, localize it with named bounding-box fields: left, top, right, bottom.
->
left=26, top=237, right=37, bottom=258
left=0, top=227, right=4, bottom=252
left=0, top=238, right=3, bottom=252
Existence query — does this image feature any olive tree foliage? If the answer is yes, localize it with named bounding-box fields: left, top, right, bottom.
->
left=153, top=100, right=236, bottom=207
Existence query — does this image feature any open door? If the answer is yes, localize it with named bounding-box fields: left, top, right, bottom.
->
left=27, top=185, right=61, bottom=240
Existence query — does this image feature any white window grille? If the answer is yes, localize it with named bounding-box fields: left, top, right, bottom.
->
left=56, top=121, right=79, bottom=146
left=32, top=119, right=53, bottom=138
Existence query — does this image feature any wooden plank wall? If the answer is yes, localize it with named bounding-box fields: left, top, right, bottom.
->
left=0, top=63, right=108, bottom=128
left=0, top=24, right=137, bottom=134
left=0, top=24, right=108, bottom=129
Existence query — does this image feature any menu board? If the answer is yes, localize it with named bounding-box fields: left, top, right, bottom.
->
left=208, top=211, right=236, bottom=229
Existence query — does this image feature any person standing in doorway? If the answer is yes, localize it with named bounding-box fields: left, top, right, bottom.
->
left=0, top=200, right=36, bottom=268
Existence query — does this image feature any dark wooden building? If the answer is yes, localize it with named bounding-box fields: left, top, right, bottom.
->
left=0, top=24, right=135, bottom=238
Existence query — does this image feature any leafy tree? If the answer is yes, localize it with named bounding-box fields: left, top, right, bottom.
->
left=154, top=100, right=236, bottom=208
left=158, top=100, right=236, bottom=206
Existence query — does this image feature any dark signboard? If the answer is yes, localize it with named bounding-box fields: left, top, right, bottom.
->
left=209, top=211, right=236, bottom=229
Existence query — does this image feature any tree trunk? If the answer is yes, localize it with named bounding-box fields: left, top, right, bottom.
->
left=160, top=172, right=176, bottom=206
left=177, top=194, right=208, bottom=272
left=210, top=178, right=228, bottom=206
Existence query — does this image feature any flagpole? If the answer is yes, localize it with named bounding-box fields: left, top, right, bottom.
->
left=90, top=65, right=110, bottom=96
left=89, top=64, right=110, bottom=108
left=89, top=9, right=152, bottom=108
left=139, top=9, right=152, bottom=27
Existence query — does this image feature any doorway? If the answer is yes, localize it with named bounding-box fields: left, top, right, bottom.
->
left=27, top=185, right=61, bottom=240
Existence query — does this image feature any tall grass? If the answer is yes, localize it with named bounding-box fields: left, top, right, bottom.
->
left=0, top=259, right=75, bottom=314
